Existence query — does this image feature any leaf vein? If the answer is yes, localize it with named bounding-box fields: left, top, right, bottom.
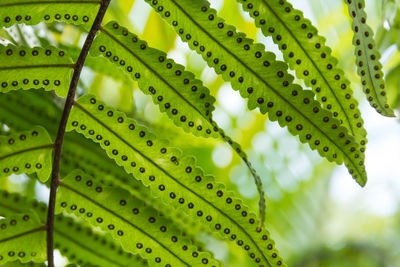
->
left=169, top=0, right=362, bottom=180
left=73, top=101, right=271, bottom=266
left=60, top=181, right=190, bottom=266
left=260, top=0, right=354, bottom=135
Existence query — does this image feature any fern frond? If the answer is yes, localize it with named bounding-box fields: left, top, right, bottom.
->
left=67, top=94, right=285, bottom=266
left=145, top=0, right=367, bottom=185
left=0, top=126, right=53, bottom=182
left=60, top=147, right=208, bottom=236
left=91, top=21, right=217, bottom=138
left=0, top=212, right=46, bottom=264
left=0, top=45, right=74, bottom=97
left=237, top=0, right=367, bottom=146
left=0, top=90, right=206, bottom=236
left=56, top=170, right=220, bottom=267
left=91, top=21, right=267, bottom=226
left=344, top=0, right=395, bottom=117
left=0, top=0, right=100, bottom=30
left=54, top=216, right=148, bottom=267
left=0, top=190, right=147, bottom=267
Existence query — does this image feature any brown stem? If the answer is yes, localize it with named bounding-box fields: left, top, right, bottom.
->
left=45, top=0, right=111, bottom=266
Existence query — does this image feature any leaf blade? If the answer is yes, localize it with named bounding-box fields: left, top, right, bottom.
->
left=237, top=0, right=368, bottom=146
left=344, top=0, right=395, bottom=117
left=56, top=170, right=219, bottom=267
left=0, top=212, right=46, bottom=264
left=0, top=45, right=74, bottom=97
left=91, top=21, right=217, bottom=139
left=0, top=190, right=147, bottom=267
left=0, top=0, right=100, bottom=30
left=91, top=21, right=267, bottom=226
left=67, top=94, right=286, bottom=266
left=0, top=126, right=53, bottom=182
left=145, top=0, right=367, bottom=185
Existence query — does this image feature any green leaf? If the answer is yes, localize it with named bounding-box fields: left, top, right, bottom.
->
left=0, top=261, right=46, bottom=267
left=145, top=0, right=367, bottom=186
left=60, top=146, right=208, bottom=237
left=56, top=170, right=220, bottom=267
left=0, top=90, right=62, bottom=136
left=0, top=126, right=53, bottom=182
left=91, top=21, right=217, bottom=139
left=53, top=216, right=148, bottom=267
left=386, top=64, right=400, bottom=109
left=237, top=0, right=367, bottom=146
left=91, top=21, right=266, bottom=226
left=0, top=212, right=46, bottom=264
left=0, top=0, right=100, bottom=30
left=67, top=94, right=286, bottom=267
left=0, top=190, right=147, bottom=267
left=0, top=45, right=74, bottom=97
left=0, top=90, right=206, bottom=237
left=344, top=0, right=395, bottom=117
left=60, top=43, right=131, bottom=83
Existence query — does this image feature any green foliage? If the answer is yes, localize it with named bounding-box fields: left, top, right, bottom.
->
left=145, top=0, right=367, bottom=186
left=67, top=94, right=284, bottom=266
left=0, top=89, right=205, bottom=236
left=0, top=46, right=73, bottom=97
left=90, top=20, right=267, bottom=226
left=0, top=212, right=46, bottom=264
left=92, top=21, right=217, bottom=138
left=344, top=0, right=395, bottom=117
left=0, top=0, right=395, bottom=266
left=0, top=190, right=147, bottom=267
left=0, top=261, right=46, bottom=267
left=0, top=126, right=53, bottom=182
left=236, top=0, right=367, bottom=147
left=0, top=0, right=100, bottom=30
left=0, top=90, right=61, bottom=135
left=56, top=170, right=219, bottom=266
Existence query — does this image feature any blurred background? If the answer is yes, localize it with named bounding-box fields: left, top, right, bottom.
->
left=1, top=0, right=400, bottom=266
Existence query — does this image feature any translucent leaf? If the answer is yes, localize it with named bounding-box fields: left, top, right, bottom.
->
left=56, top=170, right=220, bottom=267
left=0, top=90, right=206, bottom=237
left=0, top=45, right=74, bottom=97
left=237, top=0, right=368, bottom=146
left=344, top=0, right=395, bottom=117
left=91, top=21, right=266, bottom=224
left=0, top=212, right=46, bottom=264
left=67, top=95, right=286, bottom=266
left=91, top=21, right=217, bottom=139
left=0, top=190, right=147, bottom=267
left=0, top=126, right=53, bottom=182
left=145, top=0, right=367, bottom=186
left=0, top=0, right=100, bottom=30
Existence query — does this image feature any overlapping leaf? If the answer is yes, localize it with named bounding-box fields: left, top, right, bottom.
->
left=0, top=90, right=206, bottom=236
left=0, top=190, right=147, bottom=267
left=56, top=170, right=219, bottom=267
left=90, top=21, right=266, bottom=226
left=145, top=0, right=367, bottom=186
left=67, top=94, right=285, bottom=266
left=0, top=45, right=74, bottom=97
left=344, top=0, right=395, bottom=116
left=0, top=126, right=53, bottom=182
left=237, top=0, right=367, bottom=147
